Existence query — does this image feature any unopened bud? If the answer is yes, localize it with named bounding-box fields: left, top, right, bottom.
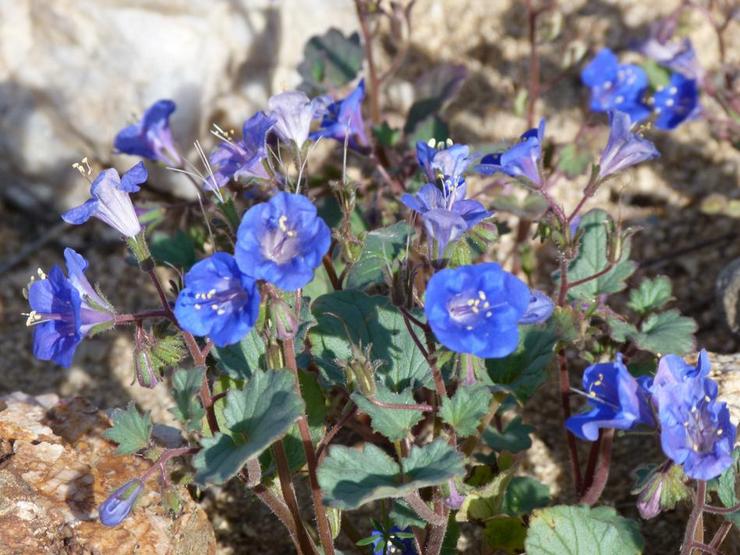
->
left=270, top=297, right=298, bottom=340
left=337, top=343, right=381, bottom=396
left=135, top=348, right=159, bottom=389
left=631, top=463, right=690, bottom=520
left=98, top=478, right=144, bottom=527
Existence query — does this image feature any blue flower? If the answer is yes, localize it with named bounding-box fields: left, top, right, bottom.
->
left=424, top=263, right=530, bottom=358
left=310, top=79, right=369, bottom=150
left=477, top=119, right=546, bottom=186
left=649, top=350, right=710, bottom=396
left=26, top=249, right=115, bottom=367
left=62, top=162, right=147, bottom=238
left=518, top=290, right=554, bottom=325
left=235, top=192, right=330, bottom=291
left=401, top=183, right=489, bottom=256
left=654, top=373, right=735, bottom=481
left=653, top=73, right=700, bottom=130
left=417, top=140, right=472, bottom=197
left=114, top=100, right=181, bottom=166
left=98, top=479, right=144, bottom=527
left=370, top=526, right=417, bottom=555
left=268, top=91, right=327, bottom=148
left=581, top=49, right=651, bottom=123
left=598, top=111, right=659, bottom=179
left=206, top=112, right=275, bottom=190
left=638, top=22, right=702, bottom=80
left=566, top=355, right=655, bottom=441
left=174, top=253, right=260, bottom=347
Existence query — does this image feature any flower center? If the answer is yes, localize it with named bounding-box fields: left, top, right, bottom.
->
left=684, top=397, right=722, bottom=453
left=447, top=290, right=493, bottom=330
left=262, top=215, right=300, bottom=264
left=192, top=281, right=246, bottom=316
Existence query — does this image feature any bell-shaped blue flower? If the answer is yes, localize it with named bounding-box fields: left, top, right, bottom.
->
left=416, top=140, right=472, bottom=198
left=649, top=350, right=710, bottom=399
left=518, top=290, right=554, bottom=325
left=424, top=263, right=530, bottom=358
left=206, top=112, right=275, bottom=190
left=114, top=100, right=181, bottom=166
left=268, top=91, right=326, bottom=148
left=235, top=192, right=330, bottom=291
left=27, top=249, right=115, bottom=367
left=98, top=478, right=144, bottom=527
left=310, top=80, right=369, bottom=150
left=637, top=22, right=702, bottom=80
left=401, top=183, right=489, bottom=256
left=174, top=252, right=260, bottom=347
left=566, top=355, right=655, bottom=441
left=477, top=119, right=546, bottom=186
left=581, top=49, right=651, bottom=123
left=653, top=73, right=700, bottom=130
left=598, top=111, right=659, bottom=179
left=62, top=162, right=147, bottom=238
left=654, top=373, right=735, bottom=481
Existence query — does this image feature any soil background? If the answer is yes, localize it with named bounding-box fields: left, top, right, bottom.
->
left=0, top=1, right=738, bottom=553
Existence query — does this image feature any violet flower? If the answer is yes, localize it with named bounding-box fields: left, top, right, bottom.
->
left=598, top=111, right=659, bottom=179
left=114, top=99, right=181, bottom=166
left=476, top=119, right=546, bottom=186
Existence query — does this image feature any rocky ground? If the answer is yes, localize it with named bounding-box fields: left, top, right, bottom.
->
left=0, top=0, right=738, bottom=553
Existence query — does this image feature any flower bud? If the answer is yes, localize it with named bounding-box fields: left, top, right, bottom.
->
left=134, top=348, right=159, bottom=389
left=631, top=463, right=690, bottom=520
left=336, top=343, right=381, bottom=397
left=98, top=478, right=144, bottom=527
left=269, top=297, right=298, bottom=340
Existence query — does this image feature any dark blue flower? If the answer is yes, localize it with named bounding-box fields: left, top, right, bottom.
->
left=174, top=252, right=260, bottom=347
left=114, top=100, right=181, bottom=166
left=581, top=49, right=651, bottom=123
left=268, top=91, right=327, bottom=147
left=476, top=119, right=546, bottom=186
left=98, top=479, right=144, bottom=527
left=206, top=112, right=275, bottom=190
left=370, top=526, right=417, bottom=555
left=598, top=111, right=659, bottom=179
left=424, top=263, right=530, bottom=358
left=235, top=192, right=331, bottom=291
left=401, top=183, right=489, bottom=256
left=653, top=73, right=700, bottom=130
left=26, top=249, right=115, bottom=368
left=518, top=290, right=554, bottom=325
left=310, top=79, right=369, bottom=150
left=566, top=355, right=655, bottom=441
left=62, top=162, right=147, bottom=237
left=654, top=374, right=735, bottom=481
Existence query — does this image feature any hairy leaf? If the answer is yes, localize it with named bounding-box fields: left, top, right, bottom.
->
left=440, top=384, right=493, bottom=437
left=627, top=276, right=673, bottom=315
left=104, top=402, right=152, bottom=455
left=211, top=328, right=266, bottom=380
left=169, top=367, right=206, bottom=432
left=345, top=222, right=413, bottom=290
left=352, top=385, right=424, bottom=441
left=525, top=505, right=644, bottom=555
left=297, top=28, right=363, bottom=93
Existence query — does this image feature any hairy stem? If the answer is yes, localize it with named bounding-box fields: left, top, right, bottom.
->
left=273, top=441, right=317, bottom=555
left=681, top=480, right=707, bottom=555
left=281, top=333, right=336, bottom=555
left=579, top=429, right=614, bottom=505
left=405, top=492, right=447, bottom=526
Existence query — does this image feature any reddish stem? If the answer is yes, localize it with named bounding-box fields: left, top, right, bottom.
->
left=579, top=429, right=614, bottom=505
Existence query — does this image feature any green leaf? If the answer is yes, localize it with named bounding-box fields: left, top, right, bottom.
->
left=149, top=230, right=197, bottom=270
left=557, top=144, right=592, bottom=179
left=713, top=447, right=740, bottom=526
left=627, top=276, right=674, bottom=315
left=193, top=369, right=305, bottom=485
left=390, top=499, right=427, bottom=529
left=502, top=476, right=550, bottom=516
left=564, top=209, right=636, bottom=301
left=352, top=385, right=423, bottom=441
left=373, top=122, right=401, bottom=147
left=525, top=505, right=644, bottom=555
left=169, top=368, right=206, bottom=432
left=104, top=402, right=152, bottom=455
left=299, top=370, right=327, bottom=442
left=483, top=416, right=534, bottom=453
left=317, top=439, right=464, bottom=509
left=633, top=310, right=696, bottom=355
left=484, top=517, right=527, bottom=554
left=641, top=59, right=671, bottom=89
left=345, top=222, right=413, bottom=290
left=484, top=325, right=557, bottom=402
left=456, top=465, right=516, bottom=522
left=297, top=28, right=363, bottom=93
left=441, top=515, right=461, bottom=555
left=309, top=291, right=432, bottom=390
left=404, top=64, right=466, bottom=138
left=211, top=328, right=266, bottom=380
left=440, top=384, right=492, bottom=437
